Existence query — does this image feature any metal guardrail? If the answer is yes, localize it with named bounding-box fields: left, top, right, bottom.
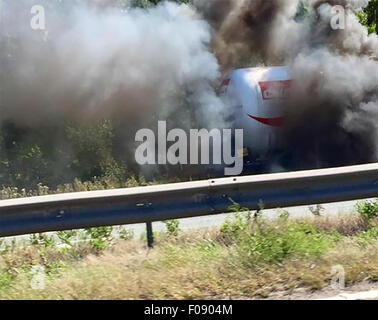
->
left=0, top=163, right=378, bottom=245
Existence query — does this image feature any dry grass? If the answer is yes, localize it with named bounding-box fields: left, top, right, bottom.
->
left=0, top=213, right=378, bottom=300
left=297, top=213, right=371, bottom=235
left=2, top=238, right=378, bottom=300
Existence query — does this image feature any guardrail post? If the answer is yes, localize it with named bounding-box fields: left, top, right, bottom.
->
left=146, top=222, right=154, bottom=248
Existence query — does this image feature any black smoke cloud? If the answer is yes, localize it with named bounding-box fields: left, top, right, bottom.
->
left=193, top=0, right=301, bottom=69
left=195, top=0, right=378, bottom=168
left=283, top=0, right=378, bottom=167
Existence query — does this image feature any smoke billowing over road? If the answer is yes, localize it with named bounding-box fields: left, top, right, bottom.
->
left=0, top=0, right=377, bottom=176
left=0, top=0, right=224, bottom=130
left=195, top=0, right=378, bottom=167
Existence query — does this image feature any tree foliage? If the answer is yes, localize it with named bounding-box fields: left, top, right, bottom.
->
left=358, top=0, right=377, bottom=34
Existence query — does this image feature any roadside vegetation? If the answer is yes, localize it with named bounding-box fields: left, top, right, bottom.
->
left=0, top=200, right=377, bottom=299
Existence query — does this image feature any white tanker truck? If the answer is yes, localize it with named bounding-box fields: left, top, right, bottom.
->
left=219, top=66, right=292, bottom=172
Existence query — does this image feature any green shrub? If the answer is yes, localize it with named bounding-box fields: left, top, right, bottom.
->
left=355, top=226, right=378, bottom=246
left=29, top=233, right=56, bottom=248
left=220, top=212, right=251, bottom=239
left=220, top=208, right=340, bottom=265
left=356, top=200, right=378, bottom=220
left=56, top=230, right=78, bottom=247
left=45, top=261, right=69, bottom=278
left=85, top=226, right=114, bottom=253
left=163, top=220, right=180, bottom=237
left=220, top=198, right=254, bottom=241
left=357, top=0, right=377, bottom=34
left=118, top=227, right=134, bottom=241
left=0, top=273, right=13, bottom=291
left=237, top=221, right=340, bottom=265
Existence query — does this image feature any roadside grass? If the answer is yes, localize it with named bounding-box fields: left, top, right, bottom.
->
left=0, top=200, right=378, bottom=299
left=0, top=176, right=148, bottom=200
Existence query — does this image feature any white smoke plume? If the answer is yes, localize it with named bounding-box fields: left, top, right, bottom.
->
left=0, top=0, right=377, bottom=175
left=0, top=0, right=224, bottom=130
